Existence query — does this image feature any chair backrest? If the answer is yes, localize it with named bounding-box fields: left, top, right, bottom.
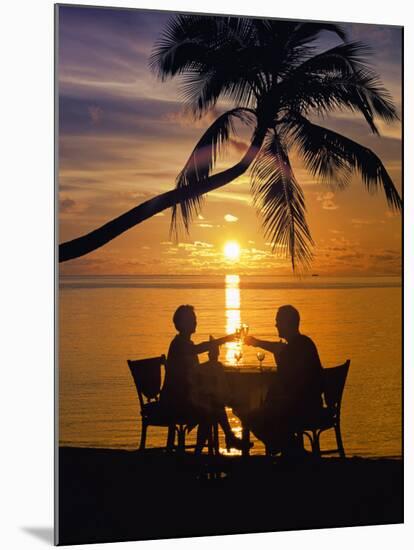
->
left=323, top=360, right=351, bottom=416
left=127, top=355, right=166, bottom=409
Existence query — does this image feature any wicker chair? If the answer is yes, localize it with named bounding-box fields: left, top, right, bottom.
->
left=127, top=355, right=217, bottom=454
left=297, top=359, right=351, bottom=458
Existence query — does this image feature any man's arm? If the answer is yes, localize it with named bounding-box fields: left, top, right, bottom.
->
left=244, top=335, right=287, bottom=355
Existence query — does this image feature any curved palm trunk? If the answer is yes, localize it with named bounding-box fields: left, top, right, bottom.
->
left=59, top=128, right=266, bottom=262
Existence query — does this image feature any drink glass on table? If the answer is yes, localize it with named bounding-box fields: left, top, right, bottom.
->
left=234, top=350, right=243, bottom=367
left=257, top=351, right=265, bottom=369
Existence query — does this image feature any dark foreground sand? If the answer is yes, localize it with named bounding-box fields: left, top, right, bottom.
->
left=57, top=447, right=403, bottom=545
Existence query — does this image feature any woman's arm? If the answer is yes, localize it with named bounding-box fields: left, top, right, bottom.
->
left=193, top=333, right=235, bottom=354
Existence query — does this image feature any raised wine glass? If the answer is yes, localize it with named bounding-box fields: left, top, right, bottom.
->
left=257, top=351, right=265, bottom=369
left=242, top=324, right=249, bottom=339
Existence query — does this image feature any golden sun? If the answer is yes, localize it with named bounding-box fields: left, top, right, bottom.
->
left=223, top=241, right=241, bottom=261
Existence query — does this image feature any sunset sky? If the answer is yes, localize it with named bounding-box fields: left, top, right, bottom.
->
left=58, top=5, right=402, bottom=276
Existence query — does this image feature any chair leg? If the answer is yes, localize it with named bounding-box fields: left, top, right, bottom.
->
left=207, top=426, right=214, bottom=456
left=213, top=423, right=220, bottom=455
left=206, top=423, right=220, bottom=456
left=335, top=423, right=346, bottom=458
left=177, top=425, right=186, bottom=453
left=195, top=424, right=209, bottom=454
left=166, top=425, right=175, bottom=452
left=241, top=427, right=251, bottom=458
left=139, top=421, right=147, bottom=451
left=311, top=430, right=321, bottom=457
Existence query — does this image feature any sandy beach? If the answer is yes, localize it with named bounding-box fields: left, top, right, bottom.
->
left=57, top=447, right=403, bottom=545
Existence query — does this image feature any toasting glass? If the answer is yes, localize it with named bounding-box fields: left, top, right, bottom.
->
left=241, top=324, right=249, bottom=339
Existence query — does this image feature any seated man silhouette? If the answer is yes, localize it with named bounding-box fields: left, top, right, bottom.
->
left=242, top=305, right=323, bottom=456
left=160, top=304, right=251, bottom=453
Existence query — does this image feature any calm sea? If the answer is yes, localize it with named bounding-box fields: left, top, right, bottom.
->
left=59, top=274, right=402, bottom=458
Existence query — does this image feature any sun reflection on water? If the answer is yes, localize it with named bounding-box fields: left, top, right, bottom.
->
left=225, top=274, right=242, bottom=365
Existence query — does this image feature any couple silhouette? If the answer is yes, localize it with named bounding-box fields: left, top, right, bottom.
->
left=160, top=304, right=323, bottom=456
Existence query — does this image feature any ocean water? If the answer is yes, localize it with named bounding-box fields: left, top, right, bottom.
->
left=59, top=275, right=402, bottom=458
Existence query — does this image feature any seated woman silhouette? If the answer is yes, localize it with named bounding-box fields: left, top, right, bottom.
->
left=160, top=304, right=252, bottom=453
left=242, top=305, right=323, bottom=455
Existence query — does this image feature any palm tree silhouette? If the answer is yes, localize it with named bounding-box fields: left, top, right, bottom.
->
left=59, top=16, right=401, bottom=269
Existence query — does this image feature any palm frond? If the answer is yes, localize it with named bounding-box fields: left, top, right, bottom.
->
left=180, top=66, right=257, bottom=117
left=291, top=115, right=402, bottom=209
left=149, top=15, right=219, bottom=79
left=289, top=21, right=348, bottom=45
left=171, top=108, right=256, bottom=235
left=282, top=66, right=398, bottom=134
left=287, top=41, right=372, bottom=78
left=253, top=20, right=346, bottom=52
left=248, top=20, right=311, bottom=77
left=150, top=15, right=261, bottom=117
left=251, top=133, right=314, bottom=270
